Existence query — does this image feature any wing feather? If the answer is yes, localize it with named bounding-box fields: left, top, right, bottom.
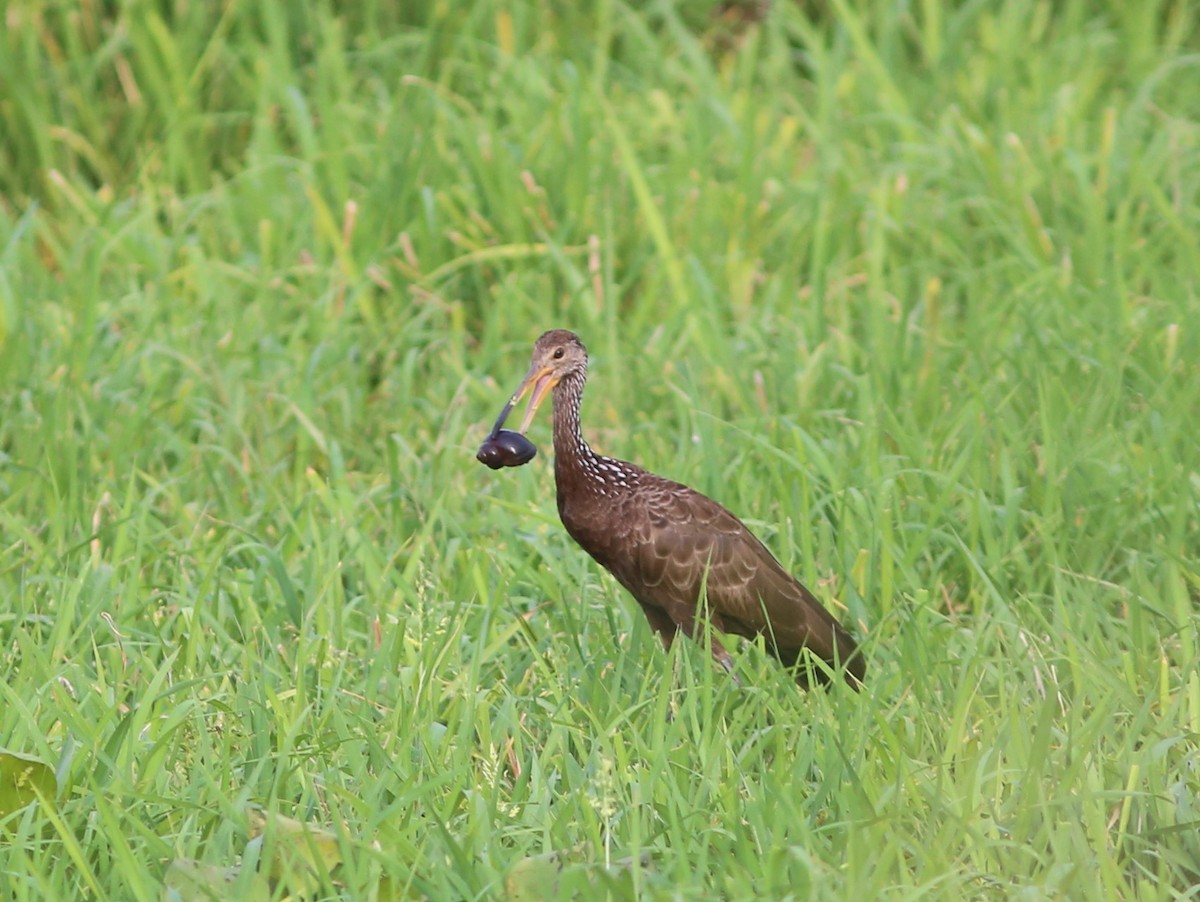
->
left=612, top=474, right=860, bottom=678
left=558, top=460, right=864, bottom=686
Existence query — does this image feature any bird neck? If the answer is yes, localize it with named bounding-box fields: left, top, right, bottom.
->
left=550, top=370, right=597, bottom=475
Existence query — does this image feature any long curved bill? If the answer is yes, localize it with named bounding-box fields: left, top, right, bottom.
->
left=490, top=365, right=557, bottom=437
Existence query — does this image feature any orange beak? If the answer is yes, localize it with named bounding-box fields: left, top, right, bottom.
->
left=512, top=365, right=558, bottom=433
left=487, top=364, right=559, bottom=438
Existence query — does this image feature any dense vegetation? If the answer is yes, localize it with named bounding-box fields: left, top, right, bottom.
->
left=1, top=1, right=1197, bottom=897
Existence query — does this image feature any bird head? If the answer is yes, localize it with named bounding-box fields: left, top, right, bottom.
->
left=506, top=330, right=588, bottom=432
left=485, top=330, right=588, bottom=439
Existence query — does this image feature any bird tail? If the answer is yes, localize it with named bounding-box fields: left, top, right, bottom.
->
left=776, top=623, right=865, bottom=690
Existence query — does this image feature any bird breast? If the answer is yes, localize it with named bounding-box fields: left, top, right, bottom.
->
left=556, top=459, right=643, bottom=561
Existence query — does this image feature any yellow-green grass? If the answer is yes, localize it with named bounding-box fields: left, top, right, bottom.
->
left=1, top=1, right=1198, bottom=898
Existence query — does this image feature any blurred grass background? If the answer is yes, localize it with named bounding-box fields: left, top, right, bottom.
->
left=1, top=0, right=1198, bottom=897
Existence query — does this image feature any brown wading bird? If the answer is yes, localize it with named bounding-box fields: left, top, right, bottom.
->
left=483, top=330, right=866, bottom=689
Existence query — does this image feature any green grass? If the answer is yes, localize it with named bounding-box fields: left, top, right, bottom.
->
left=2, top=0, right=1199, bottom=897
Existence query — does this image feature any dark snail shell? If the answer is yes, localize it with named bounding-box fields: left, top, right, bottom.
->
left=477, top=429, right=537, bottom=469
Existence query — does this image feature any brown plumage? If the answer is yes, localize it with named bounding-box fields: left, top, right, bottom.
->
left=496, top=329, right=865, bottom=689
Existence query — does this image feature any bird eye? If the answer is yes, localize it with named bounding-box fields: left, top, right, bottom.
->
left=553, top=348, right=565, bottom=360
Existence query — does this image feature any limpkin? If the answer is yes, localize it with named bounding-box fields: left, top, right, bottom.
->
left=483, top=329, right=865, bottom=689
